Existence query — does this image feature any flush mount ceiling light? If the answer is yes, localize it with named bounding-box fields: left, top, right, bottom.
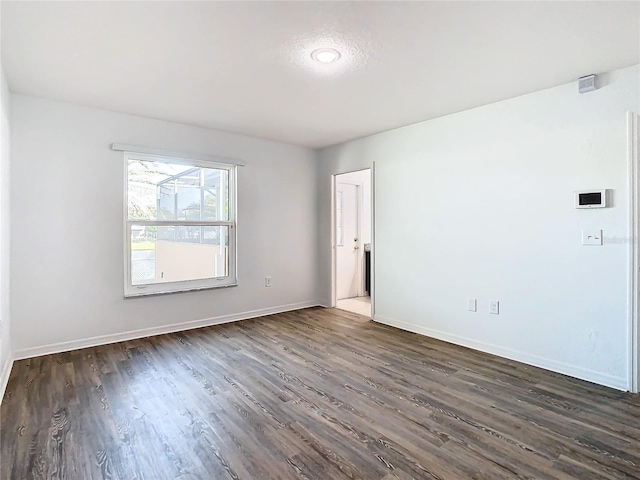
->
left=311, top=48, right=341, bottom=64
left=288, top=34, right=370, bottom=76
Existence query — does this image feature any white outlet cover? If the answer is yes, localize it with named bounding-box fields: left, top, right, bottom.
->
left=582, top=229, right=603, bottom=246
left=490, top=300, right=499, bottom=315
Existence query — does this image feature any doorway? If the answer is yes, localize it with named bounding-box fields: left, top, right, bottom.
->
left=333, top=169, right=372, bottom=317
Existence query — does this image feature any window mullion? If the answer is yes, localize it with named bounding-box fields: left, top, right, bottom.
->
left=127, top=220, right=234, bottom=227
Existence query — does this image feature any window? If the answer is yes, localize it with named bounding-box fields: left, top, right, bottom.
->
left=125, top=152, right=237, bottom=296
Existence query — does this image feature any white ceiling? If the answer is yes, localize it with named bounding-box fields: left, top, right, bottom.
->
left=2, top=1, right=639, bottom=149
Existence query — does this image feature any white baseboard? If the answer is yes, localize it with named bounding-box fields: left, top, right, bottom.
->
left=13, top=301, right=322, bottom=361
left=373, top=314, right=629, bottom=392
left=0, top=355, right=13, bottom=406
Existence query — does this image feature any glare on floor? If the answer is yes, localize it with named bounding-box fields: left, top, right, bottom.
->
left=336, top=296, right=371, bottom=317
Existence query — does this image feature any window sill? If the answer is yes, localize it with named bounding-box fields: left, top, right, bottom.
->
left=124, top=282, right=238, bottom=298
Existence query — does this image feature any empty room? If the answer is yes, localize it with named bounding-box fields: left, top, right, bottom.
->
left=1, top=1, right=639, bottom=479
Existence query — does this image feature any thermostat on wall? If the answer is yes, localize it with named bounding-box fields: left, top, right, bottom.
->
left=575, top=189, right=607, bottom=209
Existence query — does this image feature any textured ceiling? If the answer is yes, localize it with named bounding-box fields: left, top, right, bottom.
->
left=2, top=1, right=639, bottom=149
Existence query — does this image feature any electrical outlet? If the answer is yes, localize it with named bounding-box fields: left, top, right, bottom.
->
left=467, top=298, right=477, bottom=312
left=265, top=276, right=272, bottom=287
left=490, top=300, right=499, bottom=315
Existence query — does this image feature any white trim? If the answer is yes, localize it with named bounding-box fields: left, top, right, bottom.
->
left=0, top=355, right=13, bottom=406
left=373, top=314, right=628, bottom=392
left=12, top=301, right=321, bottom=361
left=112, top=143, right=245, bottom=166
left=330, top=176, right=337, bottom=308
left=371, top=162, right=376, bottom=318
left=629, top=111, right=639, bottom=393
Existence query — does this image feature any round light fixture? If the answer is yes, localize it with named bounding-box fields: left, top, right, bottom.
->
left=311, top=48, right=341, bottom=64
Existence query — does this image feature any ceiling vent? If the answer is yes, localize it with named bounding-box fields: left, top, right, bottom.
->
left=578, top=74, right=597, bottom=94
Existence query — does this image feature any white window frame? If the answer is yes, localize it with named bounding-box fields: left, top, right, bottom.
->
left=124, top=151, right=237, bottom=297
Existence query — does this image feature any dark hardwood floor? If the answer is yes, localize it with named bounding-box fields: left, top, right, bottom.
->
left=1, top=307, right=639, bottom=480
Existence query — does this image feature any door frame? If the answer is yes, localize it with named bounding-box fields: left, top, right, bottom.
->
left=628, top=111, right=639, bottom=393
left=331, top=167, right=374, bottom=316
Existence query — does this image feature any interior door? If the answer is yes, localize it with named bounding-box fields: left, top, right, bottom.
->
left=336, top=182, right=360, bottom=299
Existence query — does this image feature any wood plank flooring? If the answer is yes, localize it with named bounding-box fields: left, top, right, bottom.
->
left=1, top=307, right=639, bottom=479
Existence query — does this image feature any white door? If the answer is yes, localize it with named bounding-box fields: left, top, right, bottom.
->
left=336, top=182, right=360, bottom=299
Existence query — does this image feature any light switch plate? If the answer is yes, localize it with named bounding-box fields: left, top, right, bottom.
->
left=467, top=298, right=477, bottom=312
left=582, top=229, right=603, bottom=246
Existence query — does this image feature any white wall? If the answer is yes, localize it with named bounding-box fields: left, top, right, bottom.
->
left=318, top=64, right=640, bottom=390
left=0, top=66, right=12, bottom=395
left=10, top=95, right=320, bottom=356
left=7, top=65, right=639, bottom=391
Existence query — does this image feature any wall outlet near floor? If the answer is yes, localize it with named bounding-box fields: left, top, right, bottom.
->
left=467, top=298, right=477, bottom=312
left=490, top=300, right=499, bottom=315
left=265, top=276, right=272, bottom=287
